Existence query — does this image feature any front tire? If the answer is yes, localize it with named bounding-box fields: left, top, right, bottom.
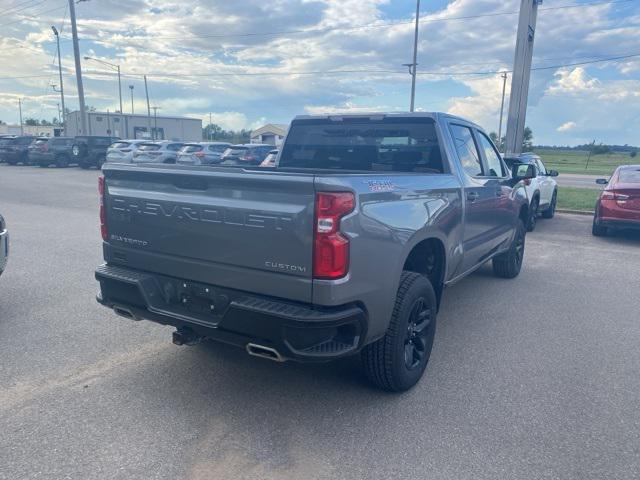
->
left=526, top=197, right=538, bottom=232
left=493, top=219, right=526, bottom=278
left=361, top=272, right=437, bottom=392
left=542, top=191, right=557, bottom=219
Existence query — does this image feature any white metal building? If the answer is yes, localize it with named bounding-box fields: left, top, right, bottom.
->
left=65, top=111, right=202, bottom=141
left=250, top=124, right=288, bottom=146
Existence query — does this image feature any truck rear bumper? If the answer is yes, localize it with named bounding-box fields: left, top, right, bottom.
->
left=95, top=263, right=367, bottom=362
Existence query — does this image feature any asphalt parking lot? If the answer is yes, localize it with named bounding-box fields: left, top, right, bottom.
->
left=1, top=165, right=639, bottom=480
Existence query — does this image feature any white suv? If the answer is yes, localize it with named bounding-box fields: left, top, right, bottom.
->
left=504, top=153, right=559, bottom=231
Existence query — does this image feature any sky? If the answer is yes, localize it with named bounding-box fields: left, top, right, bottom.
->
left=0, top=0, right=639, bottom=146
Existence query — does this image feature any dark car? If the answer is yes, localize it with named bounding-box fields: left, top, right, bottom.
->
left=72, top=136, right=120, bottom=169
left=219, top=144, right=273, bottom=166
left=29, top=137, right=76, bottom=167
left=176, top=142, right=231, bottom=166
left=593, top=165, right=640, bottom=236
left=0, top=136, right=37, bottom=165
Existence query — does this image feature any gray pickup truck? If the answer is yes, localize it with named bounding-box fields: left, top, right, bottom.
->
left=95, top=112, right=533, bottom=391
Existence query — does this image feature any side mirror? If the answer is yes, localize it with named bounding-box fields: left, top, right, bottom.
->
left=512, top=163, right=536, bottom=180
left=547, top=169, right=559, bottom=177
left=595, top=178, right=608, bottom=185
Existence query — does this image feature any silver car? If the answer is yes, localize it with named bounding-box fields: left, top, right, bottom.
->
left=0, top=213, right=8, bottom=277
left=132, top=141, right=185, bottom=164
left=176, top=142, right=231, bottom=166
left=105, top=140, right=147, bottom=164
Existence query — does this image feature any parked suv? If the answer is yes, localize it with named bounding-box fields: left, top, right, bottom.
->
left=504, top=153, right=558, bottom=231
left=0, top=136, right=37, bottom=165
left=30, top=137, right=76, bottom=168
left=0, top=213, right=7, bottom=278
left=105, top=140, right=147, bottom=164
left=95, top=112, right=533, bottom=392
left=176, top=142, right=231, bottom=166
left=132, top=141, right=185, bottom=164
left=219, top=144, right=273, bottom=166
left=72, top=136, right=120, bottom=169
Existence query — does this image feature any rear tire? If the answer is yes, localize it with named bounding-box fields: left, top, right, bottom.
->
left=542, top=191, right=557, bottom=219
left=361, top=272, right=437, bottom=392
left=55, top=155, right=69, bottom=168
left=592, top=217, right=608, bottom=236
left=493, top=219, right=526, bottom=279
left=79, top=160, right=90, bottom=169
left=526, top=197, right=538, bottom=232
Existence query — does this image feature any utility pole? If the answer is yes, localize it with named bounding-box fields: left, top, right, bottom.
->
left=505, top=0, right=541, bottom=155
left=405, top=0, right=421, bottom=112
left=18, top=98, right=23, bottom=135
left=129, top=85, right=134, bottom=114
left=144, top=75, right=152, bottom=139
left=209, top=112, right=213, bottom=140
left=152, top=106, right=160, bottom=140
left=498, top=71, right=508, bottom=152
left=51, top=26, right=66, bottom=135
left=68, top=0, right=87, bottom=134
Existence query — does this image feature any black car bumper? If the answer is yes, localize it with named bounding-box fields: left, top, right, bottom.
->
left=95, top=264, right=367, bottom=362
left=597, top=218, right=640, bottom=231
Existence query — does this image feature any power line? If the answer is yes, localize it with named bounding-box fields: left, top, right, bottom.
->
left=2, top=52, right=638, bottom=82
left=0, top=0, right=48, bottom=17
left=0, top=4, right=67, bottom=28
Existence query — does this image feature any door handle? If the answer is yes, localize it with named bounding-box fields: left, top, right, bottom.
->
left=466, top=191, right=479, bottom=202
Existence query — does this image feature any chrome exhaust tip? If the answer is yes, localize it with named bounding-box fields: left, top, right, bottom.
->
left=246, top=343, right=285, bottom=362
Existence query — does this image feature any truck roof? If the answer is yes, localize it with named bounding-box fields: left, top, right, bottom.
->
left=291, top=111, right=482, bottom=129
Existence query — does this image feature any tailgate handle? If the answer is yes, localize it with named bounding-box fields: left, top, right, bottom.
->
left=173, top=177, right=208, bottom=190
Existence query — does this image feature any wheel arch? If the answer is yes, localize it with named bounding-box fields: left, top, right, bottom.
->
left=401, top=237, right=447, bottom=309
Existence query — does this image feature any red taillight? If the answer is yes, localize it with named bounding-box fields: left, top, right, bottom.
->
left=195, top=151, right=205, bottom=158
left=601, top=191, right=630, bottom=201
left=98, top=176, right=107, bottom=241
left=313, top=192, right=355, bottom=279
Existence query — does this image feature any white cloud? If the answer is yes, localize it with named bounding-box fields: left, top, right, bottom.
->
left=557, top=121, right=577, bottom=132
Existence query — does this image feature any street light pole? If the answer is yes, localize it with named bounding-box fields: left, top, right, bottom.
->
left=152, top=106, right=160, bottom=140
left=129, top=85, right=134, bottom=114
left=144, top=75, right=152, bottom=138
left=51, top=26, right=66, bottom=135
left=68, top=0, right=87, bottom=134
left=409, top=0, right=421, bottom=112
left=84, top=57, right=123, bottom=113
left=18, top=98, right=23, bottom=135
left=498, top=71, right=508, bottom=152
left=209, top=112, right=213, bottom=140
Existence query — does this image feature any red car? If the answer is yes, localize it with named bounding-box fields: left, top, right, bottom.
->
left=592, top=165, right=640, bottom=236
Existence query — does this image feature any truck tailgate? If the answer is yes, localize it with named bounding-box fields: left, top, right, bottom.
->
left=102, top=165, right=315, bottom=302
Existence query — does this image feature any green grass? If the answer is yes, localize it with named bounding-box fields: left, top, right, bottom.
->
left=556, top=187, right=600, bottom=212
left=533, top=148, right=635, bottom=176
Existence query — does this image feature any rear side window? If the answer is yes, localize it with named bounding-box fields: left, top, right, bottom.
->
left=111, top=141, right=131, bottom=149
left=18, top=137, right=35, bottom=145
left=476, top=132, right=505, bottom=177
left=167, top=143, right=183, bottom=151
left=279, top=118, right=445, bottom=173
left=207, top=144, right=226, bottom=153
left=619, top=169, right=640, bottom=183
left=180, top=145, right=202, bottom=153
left=449, top=124, right=482, bottom=177
left=94, top=138, right=111, bottom=146
left=138, top=144, right=161, bottom=151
